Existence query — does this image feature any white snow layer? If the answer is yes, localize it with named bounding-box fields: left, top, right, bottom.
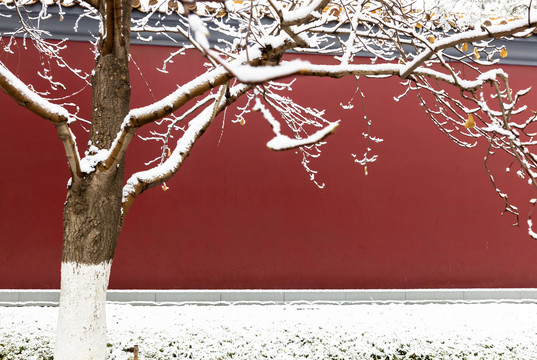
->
left=1, top=302, right=537, bottom=359
left=281, top=0, right=324, bottom=23
left=0, top=61, right=72, bottom=122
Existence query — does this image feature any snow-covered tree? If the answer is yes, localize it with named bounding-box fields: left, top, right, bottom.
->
left=1, top=0, right=537, bottom=358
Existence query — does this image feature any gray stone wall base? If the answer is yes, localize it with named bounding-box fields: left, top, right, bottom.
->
left=2, top=289, right=537, bottom=306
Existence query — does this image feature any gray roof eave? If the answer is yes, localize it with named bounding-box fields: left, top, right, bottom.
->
left=1, top=3, right=535, bottom=66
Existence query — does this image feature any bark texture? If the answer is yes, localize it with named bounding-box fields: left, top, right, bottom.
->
left=62, top=0, right=131, bottom=266
left=61, top=56, right=128, bottom=263
left=62, top=170, right=124, bottom=264
left=56, top=1, right=132, bottom=358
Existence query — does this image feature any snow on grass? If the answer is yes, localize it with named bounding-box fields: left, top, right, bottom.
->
left=1, top=303, right=537, bottom=359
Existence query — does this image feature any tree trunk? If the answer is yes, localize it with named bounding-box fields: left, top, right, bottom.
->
left=54, top=169, right=124, bottom=360
left=54, top=1, right=131, bottom=356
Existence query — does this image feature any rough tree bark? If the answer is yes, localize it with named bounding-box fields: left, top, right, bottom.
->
left=54, top=0, right=131, bottom=358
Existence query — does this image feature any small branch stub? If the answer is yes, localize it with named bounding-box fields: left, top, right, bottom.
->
left=124, top=345, right=139, bottom=360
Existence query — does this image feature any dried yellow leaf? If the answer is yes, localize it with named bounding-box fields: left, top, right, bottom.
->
left=464, top=113, right=475, bottom=128
left=364, top=166, right=368, bottom=176
left=240, top=117, right=245, bottom=125
left=162, top=184, right=168, bottom=191
left=428, top=35, right=435, bottom=44
left=461, top=43, right=468, bottom=51
left=500, top=48, right=508, bottom=58
left=415, top=22, right=422, bottom=29
left=473, top=48, right=480, bottom=60
left=329, top=7, right=341, bottom=17
left=167, top=149, right=171, bottom=157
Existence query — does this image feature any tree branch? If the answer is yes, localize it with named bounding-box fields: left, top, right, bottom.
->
left=400, top=19, right=537, bottom=79
left=76, top=0, right=99, bottom=11
left=99, top=68, right=233, bottom=171
left=267, top=0, right=330, bottom=47
left=0, top=61, right=71, bottom=124
left=121, top=83, right=250, bottom=215
left=102, top=0, right=115, bottom=54
left=56, top=122, right=83, bottom=179
left=0, top=61, right=82, bottom=179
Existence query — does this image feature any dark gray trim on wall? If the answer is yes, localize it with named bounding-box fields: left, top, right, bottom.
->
left=1, top=3, right=536, bottom=66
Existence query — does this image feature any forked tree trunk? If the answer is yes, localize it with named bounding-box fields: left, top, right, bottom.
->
left=55, top=2, right=131, bottom=355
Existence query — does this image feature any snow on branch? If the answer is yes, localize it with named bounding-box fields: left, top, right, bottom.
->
left=265, top=119, right=338, bottom=151
left=121, top=82, right=250, bottom=214
left=224, top=61, right=511, bottom=95
left=112, top=1, right=537, bottom=232
left=269, top=0, right=330, bottom=26
left=5, top=0, right=537, bottom=236
left=0, top=60, right=73, bottom=124
left=229, top=60, right=311, bottom=84
left=122, top=105, right=215, bottom=213
left=127, top=69, right=230, bottom=128
left=400, top=17, right=537, bottom=79
left=253, top=97, right=339, bottom=151
left=96, top=67, right=233, bottom=173
left=0, top=60, right=82, bottom=177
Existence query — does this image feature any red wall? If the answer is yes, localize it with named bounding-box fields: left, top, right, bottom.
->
left=1, top=38, right=537, bottom=289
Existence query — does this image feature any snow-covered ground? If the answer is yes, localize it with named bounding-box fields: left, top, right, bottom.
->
left=1, top=302, right=537, bottom=359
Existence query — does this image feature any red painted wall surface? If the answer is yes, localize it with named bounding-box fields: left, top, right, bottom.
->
left=1, top=38, right=537, bottom=289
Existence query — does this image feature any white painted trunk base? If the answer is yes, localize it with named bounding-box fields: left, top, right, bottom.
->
left=55, top=261, right=112, bottom=360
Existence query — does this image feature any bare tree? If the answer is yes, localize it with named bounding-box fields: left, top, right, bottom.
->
left=1, top=0, right=537, bottom=358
